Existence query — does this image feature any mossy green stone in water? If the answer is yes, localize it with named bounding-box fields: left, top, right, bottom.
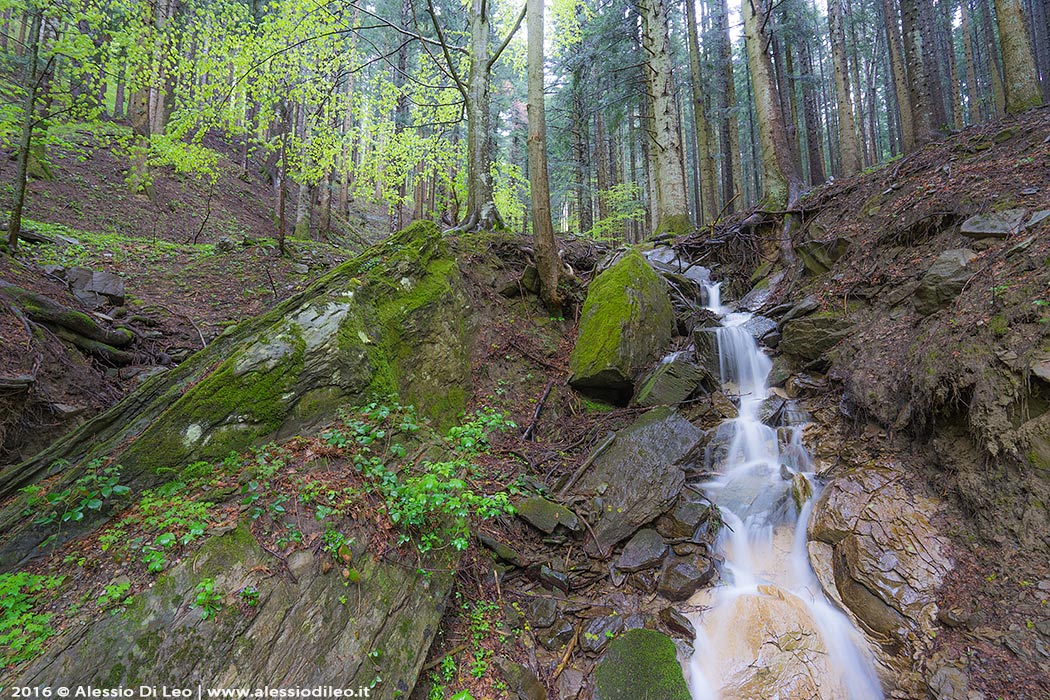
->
left=569, top=250, right=674, bottom=404
left=593, top=629, right=690, bottom=700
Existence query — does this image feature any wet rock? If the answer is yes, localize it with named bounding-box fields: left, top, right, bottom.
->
left=711, top=392, right=738, bottom=419
left=655, top=493, right=710, bottom=540
left=524, top=594, right=558, bottom=629
left=913, top=249, right=977, bottom=315
left=643, top=247, right=712, bottom=286
left=516, top=496, right=581, bottom=534
left=785, top=373, right=827, bottom=398
left=538, top=617, right=575, bottom=651
left=740, top=315, right=777, bottom=341
left=809, top=466, right=952, bottom=644
left=615, top=528, right=668, bottom=572
left=767, top=356, right=792, bottom=388
left=633, top=358, right=708, bottom=407
left=960, top=209, right=1027, bottom=238
left=937, top=608, right=971, bottom=629
left=693, top=585, right=850, bottom=700
left=779, top=314, right=850, bottom=360
left=593, top=629, right=691, bottom=700
left=569, top=251, right=675, bottom=404
left=537, top=565, right=571, bottom=594
left=574, top=407, right=702, bottom=554
left=657, top=555, right=715, bottom=601
left=556, top=668, right=585, bottom=700
left=1028, top=210, right=1050, bottom=228
left=692, top=327, right=721, bottom=378
left=581, top=614, right=625, bottom=653
left=496, top=658, right=547, bottom=700
left=797, top=237, right=852, bottom=275
left=790, top=472, right=813, bottom=511
left=659, top=607, right=695, bottom=638
left=758, top=395, right=787, bottom=425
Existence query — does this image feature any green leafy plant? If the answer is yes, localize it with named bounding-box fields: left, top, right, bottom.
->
left=0, top=572, right=62, bottom=665
left=20, top=459, right=130, bottom=526
left=238, top=586, right=260, bottom=608
left=96, top=581, right=132, bottom=610
left=192, top=578, right=222, bottom=620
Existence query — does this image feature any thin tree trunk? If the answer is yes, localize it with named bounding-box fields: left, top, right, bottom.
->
left=962, top=0, right=981, bottom=122
left=716, top=0, right=742, bottom=211
left=527, top=0, right=560, bottom=310
left=799, top=40, right=827, bottom=184
left=979, top=0, right=1009, bottom=116
left=6, top=7, right=42, bottom=253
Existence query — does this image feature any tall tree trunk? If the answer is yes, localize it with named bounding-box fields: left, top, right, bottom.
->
left=900, top=0, right=937, bottom=145
left=829, top=0, right=862, bottom=174
left=294, top=103, right=312, bottom=239
left=1028, top=0, right=1050, bottom=100
left=995, top=0, right=1044, bottom=111
left=6, top=7, right=42, bottom=253
left=798, top=40, right=827, bottom=185
left=594, top=111, right=609, bottom=223
left=979, top=0, right=1008, bottom=116
left=716, top=0, right=742, bottom=211
left=685, top=0, right=716, bottom=224
left=883, top=0, right=915, bottom=150
left=962, top=0, right=981, bottom=122
left=149, top=0, right=176, bottom=135
left=742, top=0, right=801, bottom=209
left=527, top=0, right=560, bottom=310
left=639, top=0, right=691, bottom=235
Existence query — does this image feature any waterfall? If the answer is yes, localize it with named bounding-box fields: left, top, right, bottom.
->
left=686, top=282, right=883, bottom=700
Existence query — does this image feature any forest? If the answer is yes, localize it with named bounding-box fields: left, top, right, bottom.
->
left=2, top=0, right=1047, bottom=256
left=0, top=0, right=1049, bottom=699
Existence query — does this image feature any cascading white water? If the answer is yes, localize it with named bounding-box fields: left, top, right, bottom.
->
left=686, top=282, right=883, bottom=700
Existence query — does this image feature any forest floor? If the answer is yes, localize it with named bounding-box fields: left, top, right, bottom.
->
left=0, top=120, right=385, bottom=461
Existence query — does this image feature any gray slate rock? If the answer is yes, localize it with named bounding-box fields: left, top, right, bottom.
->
left=657, top=555, right=715, bottom=601
left=633, top=358, right=708, bottom=407
left=581, top=614, right=625, bottom=653
left=779, top=315, right=851, bottom=360
left=496, top=658, right=548, bottom=700
left=615, top=529, right=668, bottom=572
left=516, top=496, right=581, bottom=534
left=574, top=407, right=702, bottom=554
left=913, top=249, right=977, bottom=316
left=67, top=267, right=125, bottom=307
left=796, top=237, right=852, bottom=275
left=960, top=209, right=1027, bottom=238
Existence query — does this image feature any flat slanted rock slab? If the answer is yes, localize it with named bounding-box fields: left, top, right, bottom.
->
left=516, top=496, right=581, bottom=534
left=960, top=209, right=1027, bottom=238
left=779, top=314, right=851, bottom=360
left=912, top=249, right=977, bottom=316
left=594, top=629, right=691, bottom=700
left=615, top=528, right=668, bottom=572
left=568, top=250, right=674, bottom=404
left=633, top=358, right=707, bottom=407
left=574, top=406, right=702, bottom=554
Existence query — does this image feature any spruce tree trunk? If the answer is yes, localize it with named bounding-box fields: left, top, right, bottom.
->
left=526, top=0, right=560, bottom=311
left=571, top=67, right=592, bottom=234
left=962, top=1, right=981, bottom=123
left=900, top=0, right=936, bottom=145
left=798, top=40, right=827, bottom=185
left=742, top=0, right=801, bottom=209
left=685, top=0, right=716, bottom=224
left=639, top=0, right=691, bottom=235
left=829, top=0, right=862, bottom=174
left=979, top=0, right=1008, bottom=116
left=994, top=0, right=1044, bottom=111
left=883, top=0, right=915, bottom=150
left=716, top=0, right=742, bottom=211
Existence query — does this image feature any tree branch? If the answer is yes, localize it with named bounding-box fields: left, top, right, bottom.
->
left=487, top=3, right=527, bottom=71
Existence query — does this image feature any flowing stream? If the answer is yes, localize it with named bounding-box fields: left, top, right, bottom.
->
left=685, top=282, right=884, bottom=700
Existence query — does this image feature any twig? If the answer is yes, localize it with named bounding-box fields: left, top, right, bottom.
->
left=149, top=303, right=207, bottom=349
left=551, top=623, right=581, bottom=683
left=522, top=379, right=555, bottom=442
left=420, top=644, right=468, bottom=672
left=557, top=431, right=616, bottom=498
left=508, top=341, right=566, bottom=373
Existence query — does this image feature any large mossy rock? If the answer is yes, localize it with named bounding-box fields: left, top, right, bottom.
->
left=912, top=249, right=977, bottom=316
left=568, top=251, right=674, bottom=404
left=593, top=629, right=690, bottom=700
left=0, top=221, right=471, bottom=568
left=572, top=406, right=702, bottom=553
left=779, top=313, right=851, bottom=360
left=10, top=524, right=454, bottom=693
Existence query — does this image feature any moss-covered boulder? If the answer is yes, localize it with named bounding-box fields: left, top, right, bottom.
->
left=569, top=251, right=674, bottom=404
left=779, top=313, right=851, bottom=360
left=10, top=524, right=455, bottom=693
left=0, top=221, right=472, bottom=569
left=593, top=629, right=690, bottom=700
